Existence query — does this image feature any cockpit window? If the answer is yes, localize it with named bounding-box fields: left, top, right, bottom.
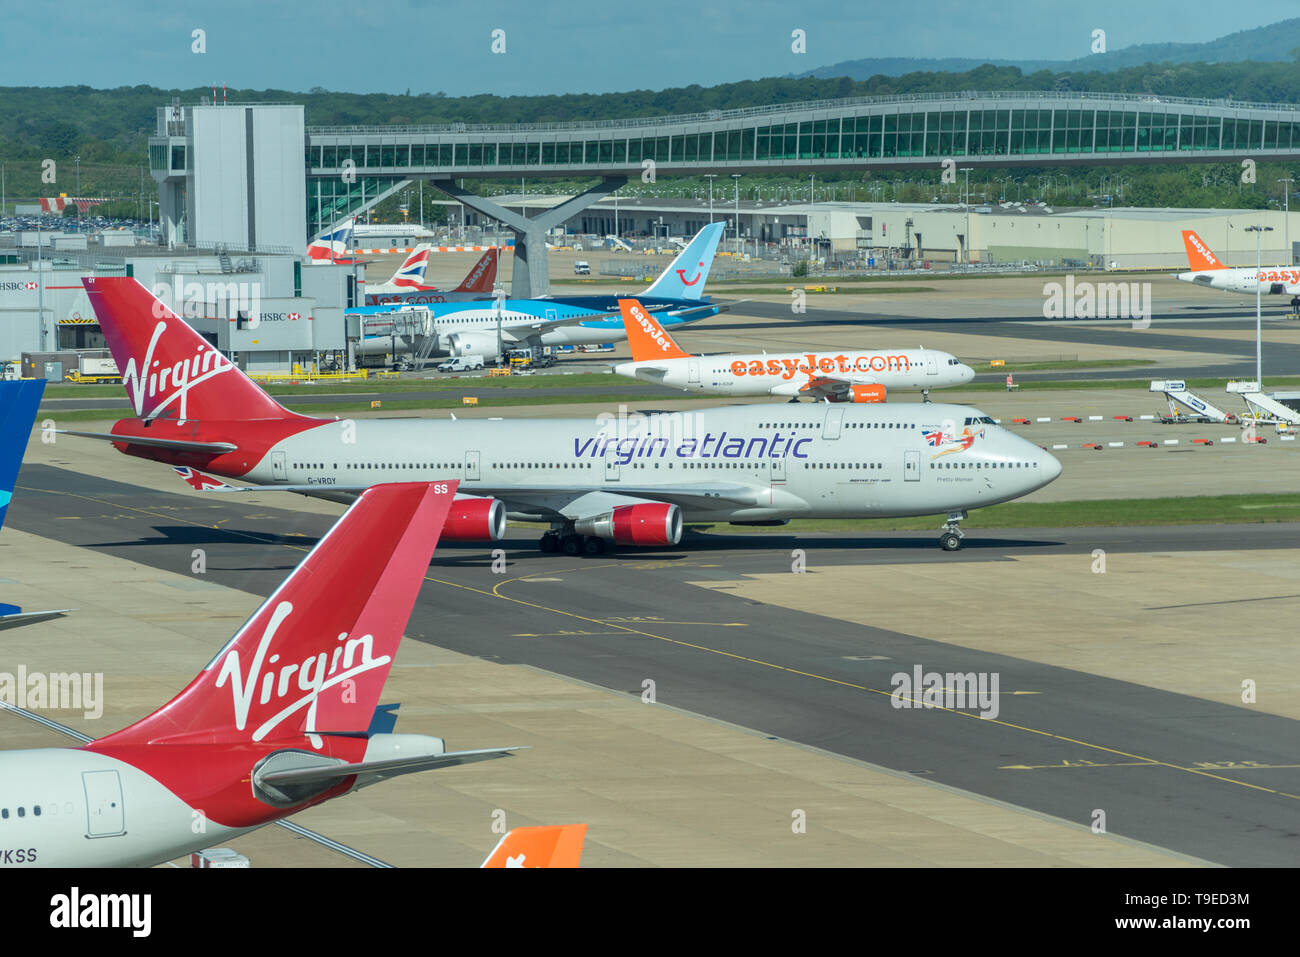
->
left=963, top=415, right=996, bottom=425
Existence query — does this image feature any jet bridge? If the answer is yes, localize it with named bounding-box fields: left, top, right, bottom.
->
left=1226, top=380, right=1300, bottom=424
left=1149, top=380, right=1238, bottom=424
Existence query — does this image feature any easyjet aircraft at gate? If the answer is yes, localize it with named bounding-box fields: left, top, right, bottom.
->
left=68, top=277, right=1060, bottom=553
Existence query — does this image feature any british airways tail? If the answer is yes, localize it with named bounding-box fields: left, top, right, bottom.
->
left=644, top=222, right=725, bottom=300
left=0, top=379, right=44, bottom=532
left=385, top=244, right=434, bottom=289
left=307, top=219, right=355, bottom=262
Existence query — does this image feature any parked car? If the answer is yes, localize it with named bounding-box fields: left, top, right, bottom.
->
left=573, top=260, right=591, bottom=275
left=437, top=355, right=485, bottom=373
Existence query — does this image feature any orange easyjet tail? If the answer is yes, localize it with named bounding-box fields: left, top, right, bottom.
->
left=481, top=824, right=587, bottom=868
left=617, top=299, right=693, bottom=362
left=453, top=248, right=498, bottom=293
left=1182, top=230, right=1225, bottom=271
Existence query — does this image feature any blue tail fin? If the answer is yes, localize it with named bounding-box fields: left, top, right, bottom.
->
left=0, top=379, right=46, bottom=531
left=644, top=222, right=725, bottom=300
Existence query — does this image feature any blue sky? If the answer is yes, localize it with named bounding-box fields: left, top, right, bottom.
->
left=11, top=0, right=1298, bottom=96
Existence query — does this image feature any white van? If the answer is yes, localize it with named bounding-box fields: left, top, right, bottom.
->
left=437, top=355, right=485, bottom=373
left=573, top=260, right=591, bottom=275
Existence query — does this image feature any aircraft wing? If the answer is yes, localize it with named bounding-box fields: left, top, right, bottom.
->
left=471, top=481, right=766, bottom=511
left=59, top=430, right=238, bottom=454
left=166, top=468, right=765, bottom=512
left=257, top=747, right=524, bottom=786
left=791, top=375, right=885, bottom=403
left=495, top=300, right=698, bottom=336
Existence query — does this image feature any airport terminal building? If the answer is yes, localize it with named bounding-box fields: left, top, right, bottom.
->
left=6, top=95, right=1300, bottom=375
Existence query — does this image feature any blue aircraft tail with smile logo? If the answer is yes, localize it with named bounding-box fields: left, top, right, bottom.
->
left=643, top=222, right=725, bottom=301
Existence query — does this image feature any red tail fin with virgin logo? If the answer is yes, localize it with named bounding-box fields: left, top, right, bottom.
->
left=89, top=481, right=459, bottom=748
left=453, top=247, right=498, bottom=293
left=82, top=276, right=299, bottom=421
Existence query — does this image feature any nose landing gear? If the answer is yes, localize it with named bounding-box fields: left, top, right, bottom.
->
left=939, top=510, right=967, bottom=551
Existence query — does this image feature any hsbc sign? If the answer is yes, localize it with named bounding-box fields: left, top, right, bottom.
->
left=0, top=281, right=38, bottom=292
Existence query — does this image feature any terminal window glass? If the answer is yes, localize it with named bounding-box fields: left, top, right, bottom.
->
left=612, top=140, right=626, bottom=163
left=526, top=142, right=540, bottom=164
left=542, top=142, right=556, bottom=165
left=171, top=145, right=186, bottom=171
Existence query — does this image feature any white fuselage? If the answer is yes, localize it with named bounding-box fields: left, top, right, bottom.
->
left=614, top=349, right=974, bottom=397
left=245, top=403, right=1060, bottom=522
left=0, top=748, right=247, bottom=868
left=1178, top=267, right=1300, bottom=296
left=355, top=307, right=630, bottom=357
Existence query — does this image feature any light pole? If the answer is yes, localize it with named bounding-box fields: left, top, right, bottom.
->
left=704, top=174, right=717, bottom=225
left=1279, top=178, right=1294, bottom=264
left=731, top=173, right=742, bottom=254
left=960, top=167, right=973, bottom=263
left=1246, top=224, right=1273, bottom=387
left=75, top=155, right=80, bottom=195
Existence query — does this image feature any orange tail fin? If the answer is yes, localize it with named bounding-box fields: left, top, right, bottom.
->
left=617, top=299, right=692, bottom=362
left=454, top=248, right=498, bottom=293
left=1182, top=230, right=1225, bottom=271
left=481, top=824, right=587, bottom=868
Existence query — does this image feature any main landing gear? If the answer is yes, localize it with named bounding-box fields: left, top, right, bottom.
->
left=921, top=388, right=931, bottom=404
left=539, top=530, right=607, bottom=557
left=939, top=510, right=967, bottom=551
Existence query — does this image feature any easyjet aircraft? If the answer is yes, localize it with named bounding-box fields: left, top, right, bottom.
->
left=613, top=299, right=974, bottom=401
left=0, top=481, right=522, bottom=867
left=1177, top=229, right=1300, bottom=307
left=364, top=247, right=499, bottom=306
left=66, top=277, right=1060, bottom=553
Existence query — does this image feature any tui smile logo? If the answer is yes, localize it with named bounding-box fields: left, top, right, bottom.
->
left=676, top=261, right=705, bottom=286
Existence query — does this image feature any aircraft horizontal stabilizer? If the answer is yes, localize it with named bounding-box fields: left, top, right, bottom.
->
left=0, top=609, right=74, bottom=632
left=257, top=746, right=524, bottom=786
left=60, top=430, right=238, bottom=454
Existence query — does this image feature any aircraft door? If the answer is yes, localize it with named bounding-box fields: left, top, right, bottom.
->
left=770, top=455, right=786, bottom=485
left=604, top=447, right=620, bottom=481
left=904, top=450, right=920, bottom=481
left=822, top=406, right=844, bottom=439
left=688, top=359, right=700, bottom=384
left=82, top=770, right=125, bottom=838
left=925, top=352, right=938, bottom=376
left=465, top=450, right=481, bottom=481
left=545, top=308, right=558, bottom=323
left=271, top=450, right=288, bottom=483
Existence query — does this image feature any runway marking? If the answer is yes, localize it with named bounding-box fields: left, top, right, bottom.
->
left=425, top=563, right=1300, bottom=806
left=1147, top=593, right=1300, bottom=610
left=1003, top=759, right=1300, bottom=772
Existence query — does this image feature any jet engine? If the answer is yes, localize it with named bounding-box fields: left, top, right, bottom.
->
left=441, top=496, right=507, bottom=541
left=574, top=503, right=682, bottom=546
left=445, top=331, right=502, bottom=361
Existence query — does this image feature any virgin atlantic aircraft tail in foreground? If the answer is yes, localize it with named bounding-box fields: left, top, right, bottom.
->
left=0, top=481, right=521, bottom=867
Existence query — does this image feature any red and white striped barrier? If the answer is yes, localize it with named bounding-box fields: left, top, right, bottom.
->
left=354, top=245, right=508, bottom=254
